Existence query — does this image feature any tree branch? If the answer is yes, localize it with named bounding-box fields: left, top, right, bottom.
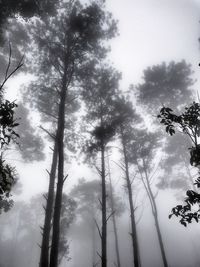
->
left=106, top=210, right=115, bottom=223
left=94, top=218, right=102, bottom=239
left=39, top=125, right=56, bottom=140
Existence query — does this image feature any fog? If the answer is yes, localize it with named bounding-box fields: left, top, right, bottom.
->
left=0, top=1, right=200, bottom=267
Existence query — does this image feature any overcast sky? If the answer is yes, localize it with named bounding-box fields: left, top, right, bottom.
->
left=107, top=0, right=200, bottom=89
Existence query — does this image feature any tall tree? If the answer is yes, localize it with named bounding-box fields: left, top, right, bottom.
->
left=81, top=65, right=121, bottom=267
left=107, top=154, right=122, bottom=267
left=112, top=95, right=141, bottom=267
left=23, top=1, right=118, bottom=266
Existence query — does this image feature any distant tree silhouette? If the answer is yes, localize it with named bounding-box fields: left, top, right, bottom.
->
left=0, top=193, right=76, bottom=267
left=70, top=178, right=102, bottom=266
left=14, top=103, right=45, bottom=162
left=157, top=133, right=195, bottom=194
left=71, top=176, right=124, bottom=267
left=136, top=61, right=194, bottom=114
left=136, top=60, right=196, bottom=202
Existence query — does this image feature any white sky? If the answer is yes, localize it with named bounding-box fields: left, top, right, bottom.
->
left=107, top=0, right=200, bottom=90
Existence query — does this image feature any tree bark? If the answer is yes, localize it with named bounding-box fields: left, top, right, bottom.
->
left=107, top=156, right=121, bottom=267
left=121, top=127, right=140, bottom=267
left=101, top=142, right=107, bottom=267
left=40, top=140, right=58, bottom=267
left=49, top=65, right=68, bottom=267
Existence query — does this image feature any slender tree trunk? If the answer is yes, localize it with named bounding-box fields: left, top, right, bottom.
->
left=107, top=155, right=121, bottom=267
left=121, top=128, right=140, bottom=267
left=40, top=141, right=58, bottom=267
left=183, top=157, right=196, bottom=191
left=49, top=66, right=68, bottom=267
left=91, top=204, right=97, bottom=267
left=142, top=162, right=169, bottom=267
left=101, top=141, right=107, bottom=267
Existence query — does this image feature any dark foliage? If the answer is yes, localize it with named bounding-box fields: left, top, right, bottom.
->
left=158, top=102, right=200, bottom=226
left=0, top=158, right=15, bottom=213
left=0, top=100, right=19, bottom=147
left=0, top=47, right=22, bottom=213
left=0, top=0, right=57, bottom=43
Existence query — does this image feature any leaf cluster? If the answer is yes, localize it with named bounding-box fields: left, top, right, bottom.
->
left=0, top=158, right=16, bottom=213
left=0, top=100, right=19, bottom=148
left=158, top=102, right=200, bottom=225
left=158, top=102, right=200, bottom=145
left=169, top=189, right=200, bottom=226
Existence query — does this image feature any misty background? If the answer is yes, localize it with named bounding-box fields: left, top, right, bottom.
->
left=1, top=1, right=200, bottom=267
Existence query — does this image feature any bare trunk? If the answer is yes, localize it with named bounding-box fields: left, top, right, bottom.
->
left=49, top=66, right=67, bottom=267
left=183, top=157, right=196, bottom=191
left=92, top=217, right=96, bottom=267
left=154, top=214, right=168, bottom=267
left=143, top=162, right=169, bottom=267
left=40, top=141, right=58, bottom=267
left=121, top=128, right=140, bottom=267
left=101, top=142, right=107, bottom=267
left=107, top=155, right=121, bottom=267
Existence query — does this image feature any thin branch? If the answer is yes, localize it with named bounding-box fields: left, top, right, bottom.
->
left=0, top=53, right=24, bottom=90
left=40, top=109, right=58, bottom=120
left=37, top=243, right=42, bottom=249
left=94, top=219, right=102, bottom=239
left=5, top=42, right=12, bottom=79
left=63, top=174, right=69, bottom=183
left=46, top=169, right=51, bottom=176
left=42, top=205, right=46, bottom=211
left=96, top=251, right=102, bottom=260
left=43, top=193, right=48, bottom=201
left=106, top=211, right=115, bottom=223
left=49, top=146, right=54, bottom=152
left=149, top=162, right=160, bottom=183
left=98, top=198, right=102, bottom=207
left=135, top=200, right=145, bottom=225
left=95, top=165, right=102, bottom=176
left=111, top=159, right=126, bottom=172
left=39, top=125, right=56, bottom=140
left=130, top=172, right=137, bottom=185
